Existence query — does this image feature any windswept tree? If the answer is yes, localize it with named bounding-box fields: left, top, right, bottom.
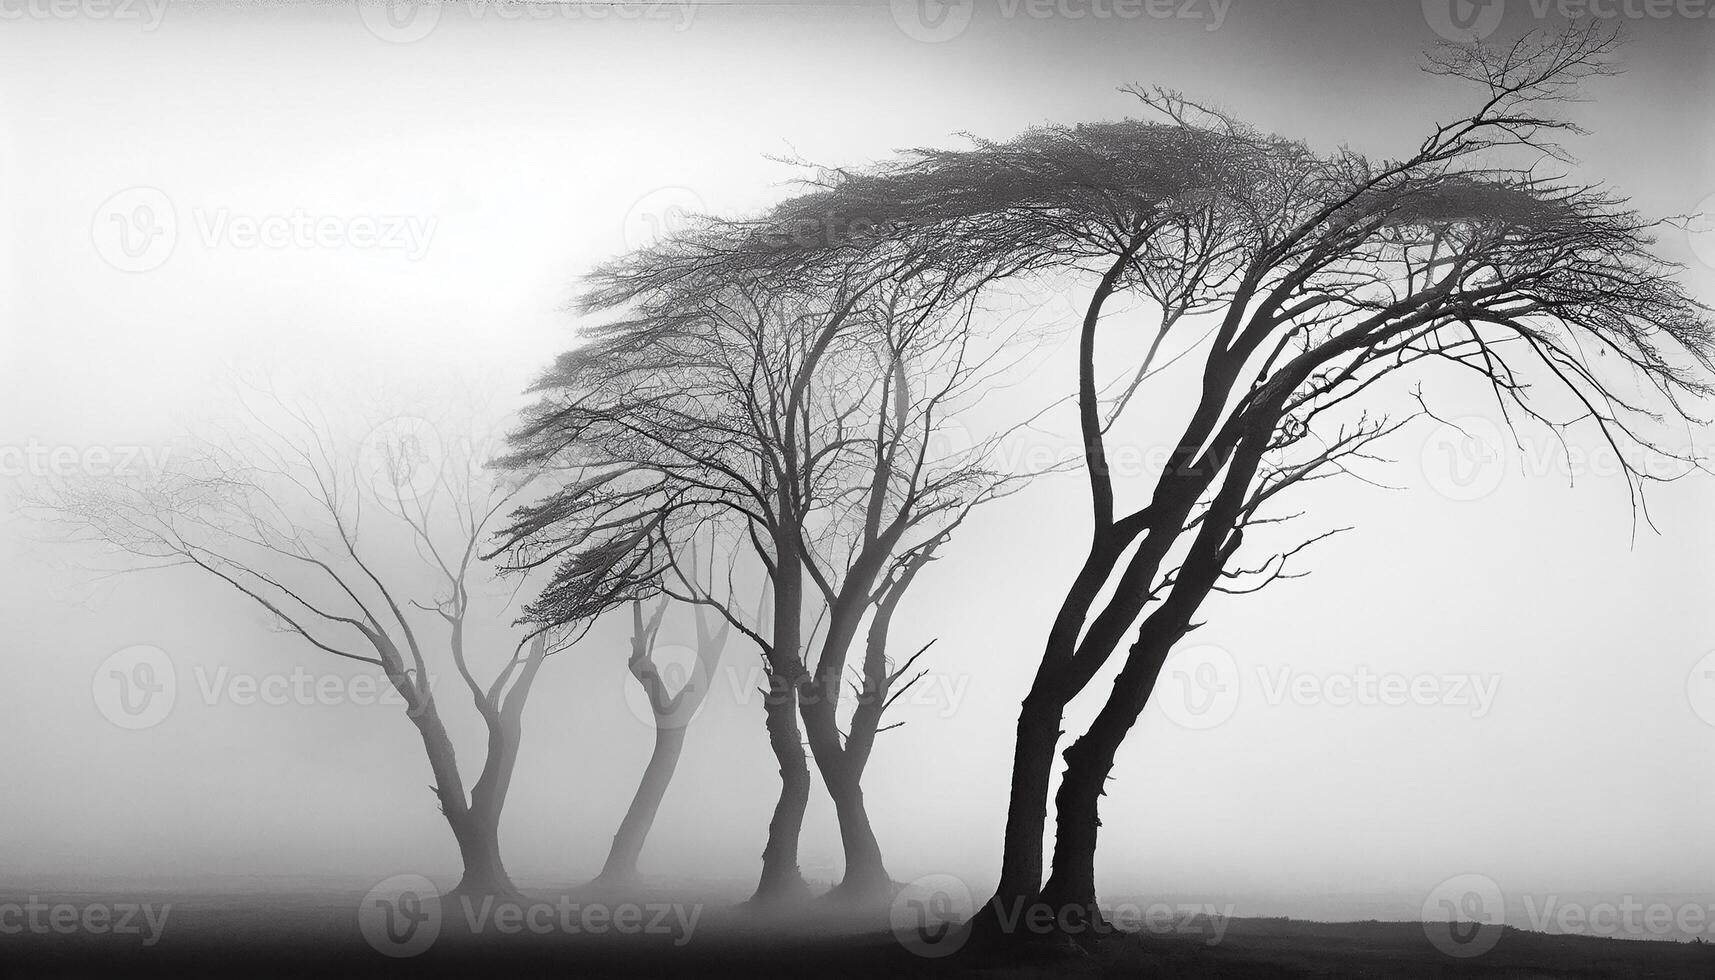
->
left=1005, top=28, right=1711, bottom=940
left=713, top=26, right=1713, bottom=943
left=28, top=398, right=577, bottom=899
left=589, top=591, right=731, bottom=891
left=499, top=216, right=1036, bottom=905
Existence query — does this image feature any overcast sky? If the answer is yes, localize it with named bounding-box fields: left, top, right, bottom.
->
left=1, top=0, right=1711, bottom=922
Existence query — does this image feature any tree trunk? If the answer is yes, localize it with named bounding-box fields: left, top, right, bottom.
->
left=1036, top=434, right=1268, bottom=938
left=750, top=680, right=812, bottom=906
left=450, top=804, right=519, bottom=899
left=823, top=768, right=890, bottom=904
left=451, top=710, right=526, bottom=900
left=748, top=530, right=813, bottom=907
left=966, top=693, right=1064, bottom=943
left=593, top=724, right=687, bottom=888
left=1033, top=741, right=1116, bottom=940
left=398, top=639, right=541, bottom=904
left=1035, top=634, right=1172, bottom=940
left=401, top=693, right=519, bottom=900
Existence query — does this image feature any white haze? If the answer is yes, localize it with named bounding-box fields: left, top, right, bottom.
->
left=1, top=0, right=1711, bottom=922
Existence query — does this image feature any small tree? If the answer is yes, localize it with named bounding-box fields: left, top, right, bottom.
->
left=29, top=397, right=576, bottom=899
left=588, top=592, right=731, bottom=891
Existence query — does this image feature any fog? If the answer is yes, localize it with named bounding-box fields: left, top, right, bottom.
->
left=2, top=0, right=1711, bottom=928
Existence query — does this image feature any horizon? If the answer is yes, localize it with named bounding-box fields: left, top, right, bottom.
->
left=2, top=1, right=1713, bottom=972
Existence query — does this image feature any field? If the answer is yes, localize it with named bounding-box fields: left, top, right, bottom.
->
left=3, top=888, right=1712, bottom=979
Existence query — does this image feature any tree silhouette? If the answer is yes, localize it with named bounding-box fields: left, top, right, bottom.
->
left=498, top=221, right=1035, bottom=904
left=29, top=396, right=577, bottom=899
left=589, top=590, right=730, bottom=891
left=674, top=25, right=1713, bottom=943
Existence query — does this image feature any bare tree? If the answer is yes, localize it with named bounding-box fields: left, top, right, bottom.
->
left=588, top=592, right=731, bottom=891
left=499, top=221, right=1035, bottom=905
left=28, top=396, right=577, bottom=899
left=723, top=26, right=1713, bottom=944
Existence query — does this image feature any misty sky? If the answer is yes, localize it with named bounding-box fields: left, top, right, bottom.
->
left=1, top=0, right=1712, bottom=919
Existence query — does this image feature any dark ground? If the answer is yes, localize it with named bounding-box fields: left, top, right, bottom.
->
left=2, top=890, right=1711, bottom=979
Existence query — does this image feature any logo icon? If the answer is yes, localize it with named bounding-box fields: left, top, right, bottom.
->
left=1422, top=873, right=1505, bottom=958
left=1687, top=651, right=1715, bottom=727
left=1420, top=415, right=1508, bottom=502
left=358, top=0, right=442, bottom=43
left=358, top=416, right=445, bottom=504
left=621, top=186, right=707, bottom=251
left=1422, top=0, right=1504, bottom=42
left=890, top=0, right=974, bottom=43
left=622, top=643, right=717, bottom=731
left=1687, top=193, right=1715, bottom=272
left=93, top=644, right=176, bottom=730
left=1158, top=643, right=1240, bottom=730
left=359, top=874, right=442, bottom=957
left=890, top=873, right=974, bottom=958
left=92, top=187, right=177, bottom=273
left=996, top=272, right=1085, bottom=344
